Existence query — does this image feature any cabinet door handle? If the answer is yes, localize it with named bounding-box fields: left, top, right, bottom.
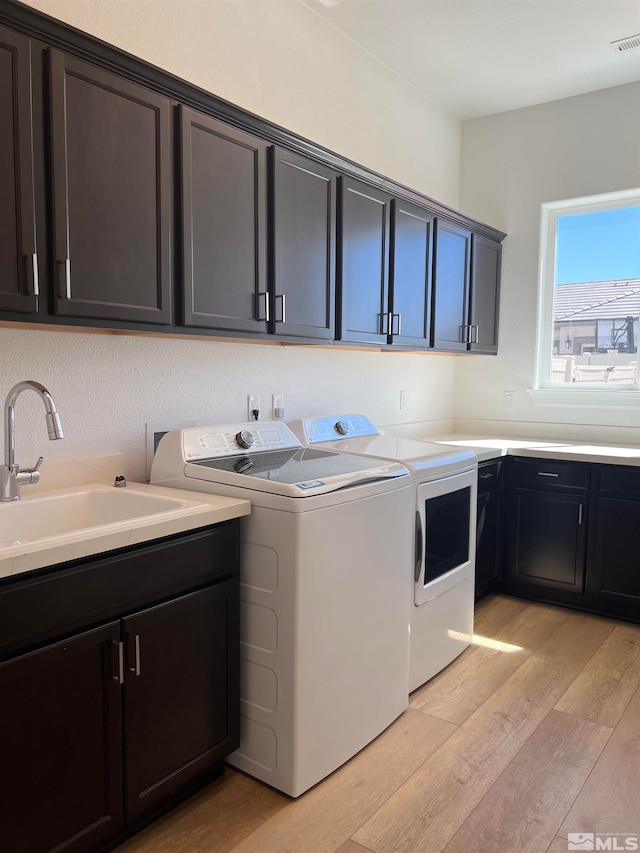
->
left=26, top=253, right=39, bottom=296
left=127, top=633, right=141, bottom=676
left=58, top=258, right=71, bottom=299
left=578, top=504, right=583, bottom=525
left=459, top=324, right=471, bottom=343
left=257, top=291, right=270, bottom=322
left=392, top=313, right=401, bottom=336
left=275, top=293, right=286, bottom=323
left=470, top=324, right=479, bottom=344
left=378, top=313, right=389, bottom=335
left=537, top=471, right=559, bottom=477
left=111, top=640, right=124, bottom=684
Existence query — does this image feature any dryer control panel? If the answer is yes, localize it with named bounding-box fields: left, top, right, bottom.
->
left=295, top=415, right=379, bottom=444
left=182, top=422, right=301, bottom=460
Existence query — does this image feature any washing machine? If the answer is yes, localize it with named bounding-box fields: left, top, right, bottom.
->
left=288, top=415, right=478, bottom=692
left=150, top=421, right=412, bottom=796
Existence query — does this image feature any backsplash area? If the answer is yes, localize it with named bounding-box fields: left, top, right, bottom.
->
left=0, top=327, right=456, bottom=483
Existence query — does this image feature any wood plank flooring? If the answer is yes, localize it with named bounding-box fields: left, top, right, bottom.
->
left=117, top=596, right=640, bottom=853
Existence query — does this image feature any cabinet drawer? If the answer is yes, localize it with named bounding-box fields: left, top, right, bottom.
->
left=597, top=465, right=640, bottom=498
left=477, top=459, right=502, bottom=495
left=0, top=522, right=238, bottom=659
left=510, top=457, right=590, bottom=491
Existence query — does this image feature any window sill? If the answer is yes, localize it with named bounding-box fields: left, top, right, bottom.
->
left=528, top=388, right=640, bottom=408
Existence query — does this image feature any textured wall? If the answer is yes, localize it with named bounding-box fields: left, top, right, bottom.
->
left=0, top=328, right=456, bottom=483
left=1, top=0, right=462, bottom=480
left=455, top=83, right=640, bottom=438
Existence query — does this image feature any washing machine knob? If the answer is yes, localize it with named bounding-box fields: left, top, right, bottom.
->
left=236, top=430, right=255, bottom=449
left=335, top=420, right=349, bottom=436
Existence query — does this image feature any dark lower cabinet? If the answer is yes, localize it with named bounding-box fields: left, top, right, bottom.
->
left=124, top=580, right=239, bottom=821
left=0, top=24, right=38, bottom=313
left=0, top=622, right=124, bottom=853
left=508, top=488, right=587, bottom=593
left=475, top=460, right=503, bottom=600
left=592, top=465, right=640, bottom=621
left=49, top=50, right=172, bottom=324
left=0, top=524, right=240, bottom=853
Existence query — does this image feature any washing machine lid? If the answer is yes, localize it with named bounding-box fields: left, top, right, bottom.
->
left=154, top=422, right=410, bottom=498
left=288, top=415, right=476, bottom=475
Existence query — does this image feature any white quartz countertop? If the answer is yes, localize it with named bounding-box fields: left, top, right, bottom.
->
left=0, top=481, right=250, bottom=581
left=427, top=434, right=640, bottom=466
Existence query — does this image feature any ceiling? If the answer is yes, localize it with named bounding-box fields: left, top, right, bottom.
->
left=301, top=0, right=640, bottom=119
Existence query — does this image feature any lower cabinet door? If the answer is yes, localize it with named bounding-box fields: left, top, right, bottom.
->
left=475, top=489, right=502, bottom=599
left=122, top=579, right=239, bottom=820
left=509, top=488, right=587, bottom=593
left=0, top=622, right=124, bottom=853
left=593, top=496, right=640, bottom=618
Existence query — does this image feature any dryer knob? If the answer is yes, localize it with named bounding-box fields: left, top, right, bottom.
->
left=335, top=420, right=349, bottom=436
left=236, top=430, right=255, bottom=449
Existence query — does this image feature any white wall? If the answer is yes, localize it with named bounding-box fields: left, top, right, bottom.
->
left=456, top=83, right=640, bottom=442
left=1, top=0, right=460, bottom=481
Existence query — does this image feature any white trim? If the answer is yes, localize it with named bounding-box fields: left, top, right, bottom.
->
left=528, top=388, right=640, bottom=408
left=535, top=188, right=640, bottom=397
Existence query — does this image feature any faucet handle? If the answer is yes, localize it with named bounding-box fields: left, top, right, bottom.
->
left=24, top=456, right=44, bottom=474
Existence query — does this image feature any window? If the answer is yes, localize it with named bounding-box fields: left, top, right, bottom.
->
left=536, top=189, right=640, bottom=395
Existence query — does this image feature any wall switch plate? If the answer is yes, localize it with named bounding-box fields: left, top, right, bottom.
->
left=248, top=394, right=260, bottom=420
left=400, top=389, right=408, bottom=410
left=503, top=390, right=515, bottom=409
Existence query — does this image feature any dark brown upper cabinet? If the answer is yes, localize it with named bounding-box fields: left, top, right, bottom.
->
left=0, top=25, right=38, bottom=313
left=49, top=50, right=172, bottom=324
left=432, top=219, right=472, bottom=352
left=338, top=180, right=434, bottom=348
left=389, top=199, right=434, bottom=348
left=271, top=147, right=337, bottom=340
left=338, top=177, right=392, bottom=345
left=469, top=233, right=501, bottom=354
left=180, top=106, right=267, bottom=333
left=433, top=221, right=502, bottom=353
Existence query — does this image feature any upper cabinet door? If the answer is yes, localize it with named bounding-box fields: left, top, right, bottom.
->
left=0, top=25, right=38, bottom=313
left=432, top=219, right=472, bottom=352
left=389, top=200, right=434, bottom=348
left=49, top=50, right=172, bottom=324
left=469, top=234, right=501, bottom=354
left=180, top=106, right=267, bottom=333
left=271, top=147, right=336, bottom=340
left=338, top=177, right=391, bottom=345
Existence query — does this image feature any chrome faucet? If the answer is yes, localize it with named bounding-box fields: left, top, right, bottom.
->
left=1, top=381, right=64, bottom=501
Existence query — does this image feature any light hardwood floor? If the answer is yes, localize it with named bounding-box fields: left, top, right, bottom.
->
left=117, top=595, right=640, bottom=853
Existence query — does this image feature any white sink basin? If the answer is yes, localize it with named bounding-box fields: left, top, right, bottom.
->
left=0, top=484, right=211, bottom=548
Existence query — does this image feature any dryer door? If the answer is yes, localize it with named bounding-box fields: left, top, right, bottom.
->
left=415, top=468, right=477, bottom=606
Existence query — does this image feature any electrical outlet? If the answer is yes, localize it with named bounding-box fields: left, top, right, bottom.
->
left=503, top=390, right=515, bottom=409
left=272, top=394, right=285, bottom=419
left=248, top=394, right=260, bottom=421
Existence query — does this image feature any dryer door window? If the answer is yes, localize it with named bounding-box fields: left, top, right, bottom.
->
left=424, top=486, right=470, bottom=583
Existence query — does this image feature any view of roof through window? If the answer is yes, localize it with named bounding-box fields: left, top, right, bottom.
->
left=551, top=205, right=640, bottom=385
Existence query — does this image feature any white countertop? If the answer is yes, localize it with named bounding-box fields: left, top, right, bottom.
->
left=0, top=481, right=250, bottom=581
left=426, top=434, right=640, bottom=466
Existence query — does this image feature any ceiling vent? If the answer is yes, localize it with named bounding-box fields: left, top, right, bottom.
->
left=610, top=33, right=640, bottom=51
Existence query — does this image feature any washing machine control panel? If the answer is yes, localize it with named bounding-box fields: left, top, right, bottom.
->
left=182, top=421, right=301, bottom=460
left=300, top=415, right=379, bottom=444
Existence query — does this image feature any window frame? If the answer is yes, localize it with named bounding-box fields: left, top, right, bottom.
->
left=534, top=188, right=640, bottom=400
